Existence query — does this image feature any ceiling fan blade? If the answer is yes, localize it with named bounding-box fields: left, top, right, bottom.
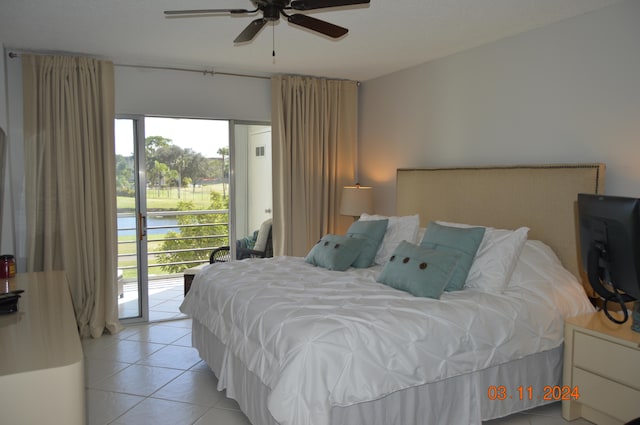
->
left=287, top=14, right=348, bottom=38
left=234, top=18, right=268, bottom=43
left=164, top=8, right=253, bottom=16
left=290, top=0, right=370, bottom=11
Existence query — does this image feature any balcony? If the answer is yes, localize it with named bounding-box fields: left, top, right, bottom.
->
left=117, top=209, right=226, bottom=321
left=118, top=275, right=189, bottom=322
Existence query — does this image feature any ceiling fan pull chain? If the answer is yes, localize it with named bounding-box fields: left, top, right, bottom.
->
left=272, top=23, right=276, bottom=57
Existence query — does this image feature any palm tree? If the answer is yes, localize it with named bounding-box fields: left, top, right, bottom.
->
left=217, top=147, right=230, bottom=198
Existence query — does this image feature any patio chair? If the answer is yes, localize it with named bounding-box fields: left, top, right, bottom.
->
left=209, top=218, right=273, bottom=263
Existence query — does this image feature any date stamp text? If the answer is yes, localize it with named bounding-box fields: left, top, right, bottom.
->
left=487, top=385, right=580, bottom=401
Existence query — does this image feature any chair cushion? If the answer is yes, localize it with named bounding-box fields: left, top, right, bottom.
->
left=254, top=218, right=273, bottom=252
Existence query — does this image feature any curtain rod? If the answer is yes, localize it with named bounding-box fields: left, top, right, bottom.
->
left=7, top=51, right=270, bottom=81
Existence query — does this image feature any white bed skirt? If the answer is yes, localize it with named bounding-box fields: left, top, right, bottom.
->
left=193, top=319, right=563, bottom=425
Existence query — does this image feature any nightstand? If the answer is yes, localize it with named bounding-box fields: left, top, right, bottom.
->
left=563, top=311, right=640, bottom=424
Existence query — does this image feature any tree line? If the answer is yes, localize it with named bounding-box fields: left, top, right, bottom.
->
left=116, top=135, right=229, bottom=199
left=115, top=135, right=231, bottom=273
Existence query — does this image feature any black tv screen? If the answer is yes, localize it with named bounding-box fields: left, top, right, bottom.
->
left=578, top=193, right=640, bottom=301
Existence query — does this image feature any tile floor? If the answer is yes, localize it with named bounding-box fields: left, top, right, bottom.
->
left=84, top=318, right=250, bottom=425
left=84, top=318, right=594, bottom=425
left=118, top=276, right=188, bottom=322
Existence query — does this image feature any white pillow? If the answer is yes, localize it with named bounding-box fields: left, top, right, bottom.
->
left=435, top=221, right=529, bottom=292
left=360, top=213, right=420, bottom=265
left=509, top=239, right=568, bottom=285
left=254, top=218, right=273, bottom=252
left=508, top=240, right=595, bottom=318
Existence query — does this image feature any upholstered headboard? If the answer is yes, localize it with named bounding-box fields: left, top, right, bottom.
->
left=396, top=164, right=606, bottom=296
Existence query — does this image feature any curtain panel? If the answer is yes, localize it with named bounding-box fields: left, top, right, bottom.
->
left=22, top=54, right=121, bottom=338
left=271, top=75, right=358, bottom=257
left=0, top=128, right=5, bottom=234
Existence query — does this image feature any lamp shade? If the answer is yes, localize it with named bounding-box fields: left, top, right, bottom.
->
left=340, top=185, right=373, bottom=217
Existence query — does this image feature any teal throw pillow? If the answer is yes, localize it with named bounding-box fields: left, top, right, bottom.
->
left=346, top=219, right=389, bottom=268
left=377, top=241, right=460, bottom=299
left=420, top=221, right=485, bottom=292
left=305, top=234, right=366, bottom=271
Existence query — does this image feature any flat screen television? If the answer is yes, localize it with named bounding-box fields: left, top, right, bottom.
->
left=578, top=193, right=640, bottom=323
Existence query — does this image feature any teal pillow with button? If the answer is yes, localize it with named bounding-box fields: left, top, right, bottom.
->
left=305, top=234, right=366, bottom=271
left=346, top=219, right=388, bottom=268
left=377, top=241, right=460, bottom=299
left=420, top=221, right=485, bottom=292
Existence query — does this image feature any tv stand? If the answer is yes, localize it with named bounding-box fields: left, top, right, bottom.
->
left=563, top=311, right=640, bottom=424
left=0, top=271, right=84, bottom=424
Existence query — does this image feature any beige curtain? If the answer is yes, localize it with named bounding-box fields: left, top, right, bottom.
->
left=271, top=75, right=358, bottom=256
left=22, top=54, right=121, bottom=338
left=0, top=128, right=5, bottom=234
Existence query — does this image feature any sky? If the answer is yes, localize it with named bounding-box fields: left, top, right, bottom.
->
left=115, top=117, right=229, bottom=158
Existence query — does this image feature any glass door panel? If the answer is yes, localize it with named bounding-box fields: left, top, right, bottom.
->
left=115, top=117, right=264, bottom=322
left=115, top=117, right=146, bottom=320
left=232, top=123, right=273, bottom=250
left=143, top=117, right=230, bottom=321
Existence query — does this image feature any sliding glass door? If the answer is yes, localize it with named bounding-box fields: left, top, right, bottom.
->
left=115, top=116, right=232, bottom=322
left=232, top=123, right=273, bottom=246
left=115, top=117, right=147, bottom=320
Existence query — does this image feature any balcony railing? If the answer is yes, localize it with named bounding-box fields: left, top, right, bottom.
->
left=117, top=209, right=228, bottom=279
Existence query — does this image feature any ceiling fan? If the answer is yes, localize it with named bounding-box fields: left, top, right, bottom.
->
left=164, top=0, right=371, bottom=43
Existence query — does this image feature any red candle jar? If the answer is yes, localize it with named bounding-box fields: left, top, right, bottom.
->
left=0, top=255, right=16, bottom=278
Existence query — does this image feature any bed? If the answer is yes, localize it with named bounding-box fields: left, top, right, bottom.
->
left=181, top=163, right=605, bottom=425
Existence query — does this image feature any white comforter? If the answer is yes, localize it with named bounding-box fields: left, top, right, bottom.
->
left=180, top=242, right=594, bottom=425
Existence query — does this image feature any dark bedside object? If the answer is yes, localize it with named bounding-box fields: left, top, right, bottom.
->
left=0, top=290, right=23, bottom=314
left=183, top=264, right=206, bottom=296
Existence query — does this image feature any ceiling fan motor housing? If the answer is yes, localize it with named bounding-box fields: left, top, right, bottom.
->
left=254, top=0, right=289, bottom=21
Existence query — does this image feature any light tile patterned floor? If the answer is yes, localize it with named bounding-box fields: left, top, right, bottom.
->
left=84, top=319, right=250, bottom=425
left=84, top=318, right=596, bottom=425
left=118, top=276, right=188, bottom=322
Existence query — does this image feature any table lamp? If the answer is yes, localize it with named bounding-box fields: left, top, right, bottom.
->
left=340, top=184, right=373, bottom=220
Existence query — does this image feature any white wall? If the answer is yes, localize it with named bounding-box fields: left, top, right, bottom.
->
left=247, top=125, right=272, bottom=232
left=114, top=66, right=270, bottom=122
left=359, top=0, right=640, bottom=215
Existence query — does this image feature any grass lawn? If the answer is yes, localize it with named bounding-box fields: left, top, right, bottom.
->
left=118, top=183, right=228, bottom=211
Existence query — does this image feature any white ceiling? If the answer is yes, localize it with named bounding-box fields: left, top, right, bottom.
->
left=0, top=0, right=624, bottom=81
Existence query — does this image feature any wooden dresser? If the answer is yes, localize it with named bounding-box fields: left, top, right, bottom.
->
left=0, top=271, right=85, bottom=425
left=563, top=311, right=640, bottom=425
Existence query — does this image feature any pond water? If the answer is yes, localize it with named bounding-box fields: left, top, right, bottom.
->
left=117, top=216, right=179, bottom=237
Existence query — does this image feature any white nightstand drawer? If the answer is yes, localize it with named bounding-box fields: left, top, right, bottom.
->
left=573, top=331, right=640, bottom=390
left=573, top=367, right=640, bottom=422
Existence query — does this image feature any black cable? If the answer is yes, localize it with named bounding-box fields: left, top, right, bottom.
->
left=602, top=290, right=629, bottom=324
left=588, top=243, right=631, bottom=324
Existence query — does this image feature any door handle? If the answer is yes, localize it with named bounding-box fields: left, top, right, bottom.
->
left=138, top=213, right=147, bottom=241
left=265, top=208, right=272, bottom=214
